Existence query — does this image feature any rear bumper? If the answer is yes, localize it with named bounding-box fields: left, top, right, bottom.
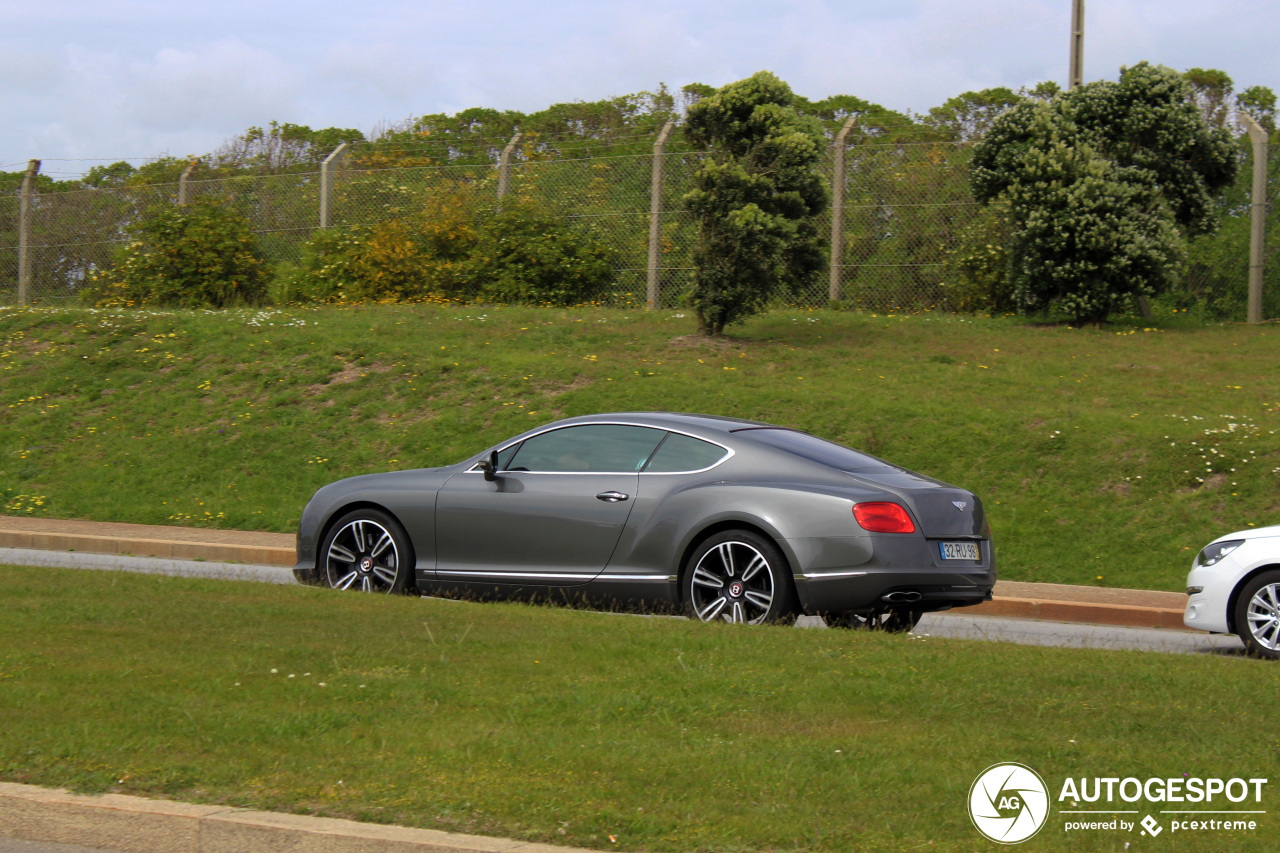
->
left=794, top=567, right=996, bottom=614
left=786, top=531, right=994, bottom=614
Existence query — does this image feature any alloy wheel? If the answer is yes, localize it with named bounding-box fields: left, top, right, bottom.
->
left=324, top=518, right=401, bottom=593
left=688, top=540, right=776, bottom=624
left=1245, top=582, right=1280, bottom=651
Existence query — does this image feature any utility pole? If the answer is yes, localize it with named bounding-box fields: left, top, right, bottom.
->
left=1069, top=0, right=1085, bottom=90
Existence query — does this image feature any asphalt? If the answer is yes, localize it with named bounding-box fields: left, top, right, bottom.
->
left=0, top=513, right=1199, bottom=853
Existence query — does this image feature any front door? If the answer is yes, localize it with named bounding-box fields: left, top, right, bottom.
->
left=434, top=424, right=666, bottom=585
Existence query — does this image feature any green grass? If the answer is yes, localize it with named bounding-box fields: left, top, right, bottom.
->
left=1, top=565, right=1276, bottom=852
left=1, top=303, right=1278, bottom=592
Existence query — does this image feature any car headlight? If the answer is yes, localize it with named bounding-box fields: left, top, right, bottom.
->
left=1196, top=539, right=1244, bottom=567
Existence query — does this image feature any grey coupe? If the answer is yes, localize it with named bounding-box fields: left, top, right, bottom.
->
left=295, top=412, right=995, bottom=628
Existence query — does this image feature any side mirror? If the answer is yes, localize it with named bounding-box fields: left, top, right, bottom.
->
left=479, top=449, right=499, bottom=482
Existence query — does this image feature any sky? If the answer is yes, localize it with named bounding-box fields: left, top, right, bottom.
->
left=3, top=0, right=1277, bottom=179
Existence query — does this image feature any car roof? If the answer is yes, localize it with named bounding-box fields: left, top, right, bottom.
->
left=548, top=411, right=779, bottom=436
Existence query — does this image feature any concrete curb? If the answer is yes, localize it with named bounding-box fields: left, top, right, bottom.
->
left=964, top=597, right=1187, bottom=631
left=0, top=529, right=294, bottom=568
left=0, top=783, right=588, bottom=853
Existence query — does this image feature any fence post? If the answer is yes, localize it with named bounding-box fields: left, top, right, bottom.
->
left=320, top=143, right=348, bottom=229
left=1240, top=111, right=1269, bottom=324
left=497, top=133, right=522, bottom=207
left=647, top=121, right=675, bottom=309
left=829, top=117, right=857, bottom=303
left=177, top=159, right=200, bottom=206
left=17, top=159, right=40, bottom=306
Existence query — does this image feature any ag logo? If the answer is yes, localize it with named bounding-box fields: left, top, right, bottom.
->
left=968, top=763, right=1049, bottom=844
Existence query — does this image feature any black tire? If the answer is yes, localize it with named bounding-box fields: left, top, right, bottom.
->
left=319, top=508, right=414, bottom=595
left=1233, top=570, right=1280, bottom=660
left=828, top=609, right=923, bottom=633
left=683, top=529, right=797, bottom=624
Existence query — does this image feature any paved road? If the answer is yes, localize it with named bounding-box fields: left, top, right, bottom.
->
left=916, top=611, right=1243, bottom=655
left=2, top=547, right=1238, bottom=656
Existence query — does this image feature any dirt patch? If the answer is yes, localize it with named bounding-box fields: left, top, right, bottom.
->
left=667, top=334, right=738, bottom=352
left=306, top=362, right=392, bottom=394
left=545, top=375, right=593, bottom=397
left=1177, top=473, right=1229, bottom=496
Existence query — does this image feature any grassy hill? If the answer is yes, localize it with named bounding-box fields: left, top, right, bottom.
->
left=1, top=303, right=1276, bottom=592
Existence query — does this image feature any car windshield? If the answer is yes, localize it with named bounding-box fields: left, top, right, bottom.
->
left=734, top=428, right=890, bottom=471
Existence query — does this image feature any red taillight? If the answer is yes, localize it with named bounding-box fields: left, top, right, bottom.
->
left=852, top=502, right=916, bottom=534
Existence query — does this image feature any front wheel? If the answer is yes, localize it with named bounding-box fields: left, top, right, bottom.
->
left=1234, top=570, right=1280, bottom=660
left=319, top=509, right=414, bottom=594
left=683, top=530, right=797, bottom=624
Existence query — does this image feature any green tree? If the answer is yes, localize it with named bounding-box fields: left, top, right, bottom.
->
left=1183, top=67, right=1235, bottom=127
left=971, top=62, right=1237, bottom=325
left=925, top=87, right=1022, bottom=141
left=1237, top=85, right=1277, bottom=132
left=683, top=71, right=829, bottom=335
left=211, top=122, right=365, bottom=173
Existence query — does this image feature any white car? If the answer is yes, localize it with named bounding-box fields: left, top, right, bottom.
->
left=1184, top=525, right=1280, bottom=658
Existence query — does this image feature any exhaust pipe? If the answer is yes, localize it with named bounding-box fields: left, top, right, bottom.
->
left=881, top=590, right=923, bottom=604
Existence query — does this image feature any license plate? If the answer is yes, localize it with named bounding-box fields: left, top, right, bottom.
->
left=939, top=541, right=979, bottom=561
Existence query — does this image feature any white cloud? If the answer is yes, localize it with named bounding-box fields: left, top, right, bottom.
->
left=124, top=40, right=302, bottom=132
left=2, top=0, right=1277, bottom=174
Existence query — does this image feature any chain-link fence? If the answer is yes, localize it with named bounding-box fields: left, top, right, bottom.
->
left=1, top=130, right=1274, bottom=317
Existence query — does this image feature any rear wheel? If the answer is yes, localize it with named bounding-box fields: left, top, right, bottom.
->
left=320, top=509, right=414, bottom=594
left=683, top=530, right=797, bottom=624
left=1234, top=570, right=1280, bottom=660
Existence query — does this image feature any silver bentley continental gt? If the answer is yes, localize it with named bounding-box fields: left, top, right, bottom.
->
left=295, top=413, right=995, bottom=629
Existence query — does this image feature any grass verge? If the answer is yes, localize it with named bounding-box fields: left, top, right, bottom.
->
left=1, top=565, right=1276, bottom=852
left=0, top=303, right=1277, bottom=591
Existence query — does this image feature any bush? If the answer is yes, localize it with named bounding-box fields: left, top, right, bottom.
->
left=274, top=190, right=480, bottom=304
left=468, top=205, right=615, bottom=306
left=944, top=207, right=1016, bottom=314
left=87, top=199, right=267, bottom=308
left=279, top=198, right=615, bottom=306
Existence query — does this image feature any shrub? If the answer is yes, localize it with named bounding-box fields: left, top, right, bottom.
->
left=279, top=197, right=614, bottom=306
left=87, top=199, right=267, bottom=308
left=944, top=207, right=1016, bottom=314
left=468, top=204, right=615, bottom=306
left=275, top=190, right=481, bottom=304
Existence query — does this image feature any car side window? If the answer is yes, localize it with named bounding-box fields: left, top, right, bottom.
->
left=495, top=442, right=522, bottom=470
left=643, top=432, right=729, bottom=473
left=506, top=425, right=665, bottom=473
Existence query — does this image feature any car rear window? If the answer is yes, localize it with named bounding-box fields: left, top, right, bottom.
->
left=643, top=432, right=729, bottom=473
left=734, top=428, right=888, bottom=471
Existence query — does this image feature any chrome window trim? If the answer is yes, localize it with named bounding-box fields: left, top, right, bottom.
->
left=464, top=421, right=735, bottom=476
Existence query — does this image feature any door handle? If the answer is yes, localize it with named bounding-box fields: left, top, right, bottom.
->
left=595, top=491, right=630, bottom=503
